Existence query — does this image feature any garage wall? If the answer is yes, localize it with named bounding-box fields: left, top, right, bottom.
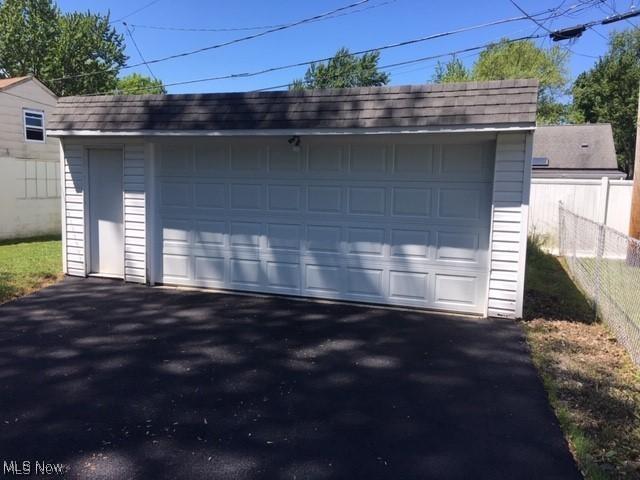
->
left=488, top=132, right=532, bottom=319
left=123, top=144, right=146, bottom=283
left=61, top=141, right=86, bottom=276
left=60, top=140, right=147, bottom=281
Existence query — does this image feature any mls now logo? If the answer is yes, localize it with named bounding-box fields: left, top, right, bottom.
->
left=3, top=460, right=66, bottom=475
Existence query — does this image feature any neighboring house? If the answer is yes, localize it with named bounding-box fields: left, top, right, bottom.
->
left=532, top=124, right=625, bottom=179
left=0, top=76, right=60, bottom=240
left=48, top=79, right=537, bottom=319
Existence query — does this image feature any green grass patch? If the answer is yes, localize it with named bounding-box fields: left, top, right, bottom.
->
left=524, top=236, right=594, bottom=322
left=0, top=235, right=63, bottom=303
left=524, top=241, right=640, bottom=479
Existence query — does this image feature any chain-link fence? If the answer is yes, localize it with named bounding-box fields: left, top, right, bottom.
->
left=559, top=202, right=640, bottom=365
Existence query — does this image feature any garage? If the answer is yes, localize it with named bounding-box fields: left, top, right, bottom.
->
left=49, top=79, right=537, bottom=318
left=155, top=137, right=494, bottom=313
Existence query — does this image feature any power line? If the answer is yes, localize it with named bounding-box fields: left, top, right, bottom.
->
left=53, top=3, right=571, bottom=85
left=129, top=0, right=398, bottom=33
left=89, top=33, right=548, bottom=96
left=122, top=22, right=158, bottom=81
left=109, top=0, right=163, bottom=24
left=51, top=0, right=372, bottom=83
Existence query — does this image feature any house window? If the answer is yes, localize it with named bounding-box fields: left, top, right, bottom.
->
left=23, top=109, right=45, bottom=143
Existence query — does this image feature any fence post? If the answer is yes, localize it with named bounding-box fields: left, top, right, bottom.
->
left=558, top=201, right=564, bottom=256
left=598, top=176, right=610, bottom=225
left=594, top=222, right=605, bottom=319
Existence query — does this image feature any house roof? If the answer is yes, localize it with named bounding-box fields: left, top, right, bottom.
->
left=48, top=79, right=539, bottom=134
left=532, top=124, right=624, bottom=179
left=0, top=76, right=30, bottom=91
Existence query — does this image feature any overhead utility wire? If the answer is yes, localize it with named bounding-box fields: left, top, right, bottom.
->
left=86, top=33, right=548, bottom=96
left=77, top=6, right=640, bottom=96
left=53, top=3, right=573, bottom=84
left=130, top=0, right=398, bottom=32
left=51, top=0, right=372, bottom=83
left=109, top=0, right=162, bottom=24
left=252, top=33, right=547, bottom=92
left=122, top=22, right=158, bottom=81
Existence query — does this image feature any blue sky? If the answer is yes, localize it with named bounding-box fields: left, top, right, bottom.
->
left=57, top=0, right=638, bottom=94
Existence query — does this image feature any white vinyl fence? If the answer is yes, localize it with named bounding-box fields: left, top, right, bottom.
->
left=529, top=177, right=633, bottom=251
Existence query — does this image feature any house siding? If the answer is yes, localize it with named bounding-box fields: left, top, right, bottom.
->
left=123, top=143, right=146, bottom=283
left=61, top=141, right=86, bottom=277
left=0, top=79, right=60, bottom=239
left=487, top=132, right=532, bottom=318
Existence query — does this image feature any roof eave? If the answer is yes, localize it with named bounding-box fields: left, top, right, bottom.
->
left=47, top=123, right=536, bottom=137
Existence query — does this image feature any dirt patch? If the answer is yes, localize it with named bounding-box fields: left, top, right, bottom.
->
left=525, top=319, right=640, bottom=479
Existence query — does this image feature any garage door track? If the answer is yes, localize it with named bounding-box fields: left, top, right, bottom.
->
left=0, top=278, right=581, bottom=479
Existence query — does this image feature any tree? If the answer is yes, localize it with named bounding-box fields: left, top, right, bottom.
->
left=291, top=47, right=389, bottom=90
left=115, top=73, right=166, bottom=95
left=0, top=0, right=59, bottom=80
left=432, top=57, right=471, bottom=83
left=573, top=29, right=640, bottom=177
left=0, top=0, right=127, bottom=96
left=433, top=40, right=570, bottom=124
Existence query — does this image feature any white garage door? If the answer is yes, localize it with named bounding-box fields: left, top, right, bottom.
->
left=154, top=137, right=494, bottom=314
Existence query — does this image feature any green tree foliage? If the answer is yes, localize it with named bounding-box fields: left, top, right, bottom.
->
left=291, top=47, right=389, bottom=90
left=433, top=57, right=471, bottom=83
left=0, top=0, right=127, bottom=96
left=433, top=40, right=570, bottom=124
left=573, top=29, right=640, bottom=176
left=115, top=73, right=166, bottom=95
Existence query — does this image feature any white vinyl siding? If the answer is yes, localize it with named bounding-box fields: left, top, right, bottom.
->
left=487, top=132, right=532, bottom=318
left=61, top=142, right=86, bottom=277
left=124, top=143, right=146, bottom=283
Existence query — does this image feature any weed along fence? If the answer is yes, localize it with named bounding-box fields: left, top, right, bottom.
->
left=530, top=178, right=632, bottom=252
left=559, top=202, right=640, bottom=365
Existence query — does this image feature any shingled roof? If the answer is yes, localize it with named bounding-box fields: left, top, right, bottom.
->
left=48, top=79, right=538, bottom=133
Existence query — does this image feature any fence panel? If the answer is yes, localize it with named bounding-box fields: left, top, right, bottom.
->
left=559, top=203, right=640, bottom=365
left=530, top=178, right=632, bottom=252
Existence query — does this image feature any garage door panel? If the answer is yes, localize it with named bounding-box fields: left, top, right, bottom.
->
left=391, top=229, right=430, bottom=258
left=348, top=187, right=386, bottom=215
left=307, top=186, right=342, bottom=213
left=268, top=184, right=301, bottom=211
left=389, top=271, right=429, bottom=301
left=194, top=183, right=226, bottom=209
left=156, top=139, right=493, bottom=314
left=393, top=144, right=433, bottom=175
left=347, top=227, right=385, bottom=256
left=268, top=146, right=302, bottom=172
left=433, top=273, right=483, bottom=309
left=349, top=144, right=388, bottom=174
left=194, top=256, right=226, bottom=282
left=230, top=184, right=262, bottom=210
left=193, top=220, right=226, bottom=246
left=305, top=225, right=342, bottom=253
left=392, top=187, right=432, bottom=217
left=195, top=144, right=229, bottom=174
left=266, top=223, right=301, bottom=250
left=267, top=261, right=301, bottom=290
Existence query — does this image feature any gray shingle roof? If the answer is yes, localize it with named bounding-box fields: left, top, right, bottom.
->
left=49, top=79, right=538, bottom=133
left=532, top=124, right=624, bottom=179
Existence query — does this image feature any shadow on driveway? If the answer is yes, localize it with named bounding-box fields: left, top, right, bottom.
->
left=0, top=277, right=581, bottom=479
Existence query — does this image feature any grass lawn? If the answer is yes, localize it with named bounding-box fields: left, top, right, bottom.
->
left=524, top=240, right=640, bottom=479
left=0, top=236, right=63, bottom=304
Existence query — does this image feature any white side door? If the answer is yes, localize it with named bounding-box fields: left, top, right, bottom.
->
left=88, top=148, right=124, bottom=278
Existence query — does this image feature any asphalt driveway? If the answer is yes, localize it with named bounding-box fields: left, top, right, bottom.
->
left=0, top=277, right=581, bottom=480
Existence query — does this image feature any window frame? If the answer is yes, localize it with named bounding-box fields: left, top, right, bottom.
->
left=23, top=108, right=46, bottom=144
